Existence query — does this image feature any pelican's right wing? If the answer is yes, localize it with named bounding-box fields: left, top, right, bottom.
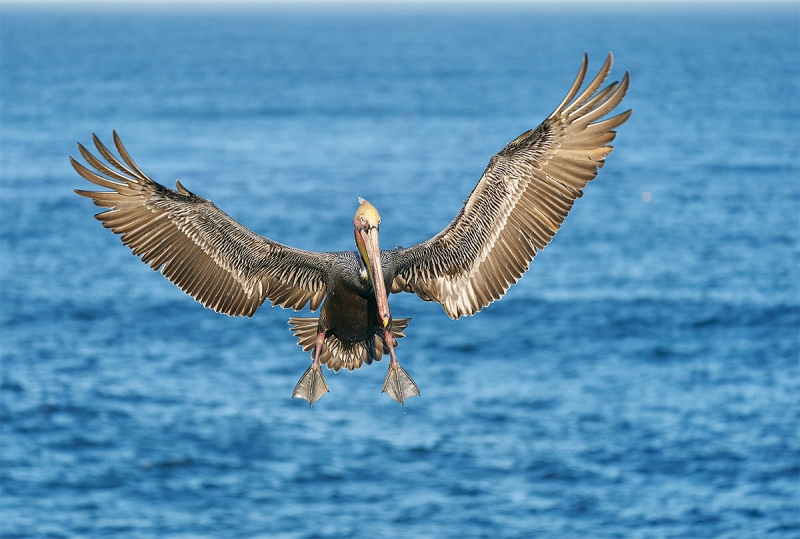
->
left=71, top=132, right=329, bottom=317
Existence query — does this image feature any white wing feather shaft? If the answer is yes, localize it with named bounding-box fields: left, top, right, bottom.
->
left=71, top=132, right=328, bottom=317
left=392, top=53, right=631, bottom=319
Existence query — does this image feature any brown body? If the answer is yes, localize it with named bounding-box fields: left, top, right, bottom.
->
left=288, top=250, right=409, bottom=375
left=323, top=274, right=375, bottom=345
left=71, top=54, right=631, bottom=405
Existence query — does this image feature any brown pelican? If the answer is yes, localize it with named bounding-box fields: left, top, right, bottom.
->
left=71, top=53, right=630, bottom=406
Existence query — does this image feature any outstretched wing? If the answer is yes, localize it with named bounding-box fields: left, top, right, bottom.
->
left=391, top=53, right=631, bottom=319
left=71, top=132, right=329, bottom=317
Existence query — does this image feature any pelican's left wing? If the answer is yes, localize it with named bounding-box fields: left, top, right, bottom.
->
left=391, top=53, right=631, bottom=319
left=71, top=132, right=329, bottom=317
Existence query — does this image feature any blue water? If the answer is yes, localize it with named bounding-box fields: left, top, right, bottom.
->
left=1, top=3, right=798, bottom=538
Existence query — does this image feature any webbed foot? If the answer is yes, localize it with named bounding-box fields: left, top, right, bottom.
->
left=382, top=363, right=420, bottom=405
left=293, top=364, right=329, bottom=407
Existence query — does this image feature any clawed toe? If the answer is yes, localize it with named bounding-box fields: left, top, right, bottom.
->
left=293, top=364, right=329, bottom=407
left=382, top=363, right=420, bottom=405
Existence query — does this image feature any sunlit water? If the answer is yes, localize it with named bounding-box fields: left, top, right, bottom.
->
left=1, top=4, right=798, bottom=538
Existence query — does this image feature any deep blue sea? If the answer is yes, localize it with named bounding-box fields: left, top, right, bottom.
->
left=1, top=3, right=798, bottom=538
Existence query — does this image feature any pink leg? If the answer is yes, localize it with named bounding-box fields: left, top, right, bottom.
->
left=312, top=331, right=326, bottom=367
left=381, top=330, right=420, bottom=405
left=292, top=331, right=330, bottom=407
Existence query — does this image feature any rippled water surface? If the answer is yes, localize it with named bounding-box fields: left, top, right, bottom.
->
left=1, top=4, right=799, bottom=538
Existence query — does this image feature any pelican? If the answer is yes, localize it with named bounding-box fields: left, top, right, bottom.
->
left=71, top=53, right=630, bottom=406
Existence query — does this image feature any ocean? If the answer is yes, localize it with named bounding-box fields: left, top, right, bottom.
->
left=1, top=3, right=798, bottom=538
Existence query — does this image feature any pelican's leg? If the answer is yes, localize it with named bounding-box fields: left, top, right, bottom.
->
left=381, top=330, right=420, bottom=405
left=293, top=331, right=329, bottom=407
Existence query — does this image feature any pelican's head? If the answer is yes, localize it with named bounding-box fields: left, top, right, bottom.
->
left=353, top=197, right=381, bottom=232
left=353, top=197, right=390, bottom=328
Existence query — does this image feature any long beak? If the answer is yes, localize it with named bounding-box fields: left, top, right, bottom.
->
left=357, top=226, right=391, bottom=329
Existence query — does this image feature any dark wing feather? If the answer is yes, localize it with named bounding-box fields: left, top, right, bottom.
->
left=391, top=53, right=631, bottom=319
left=71, top=132, right=328, bottom=317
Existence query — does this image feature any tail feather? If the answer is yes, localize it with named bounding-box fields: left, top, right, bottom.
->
left=288, top=317, right=411, bottom=372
